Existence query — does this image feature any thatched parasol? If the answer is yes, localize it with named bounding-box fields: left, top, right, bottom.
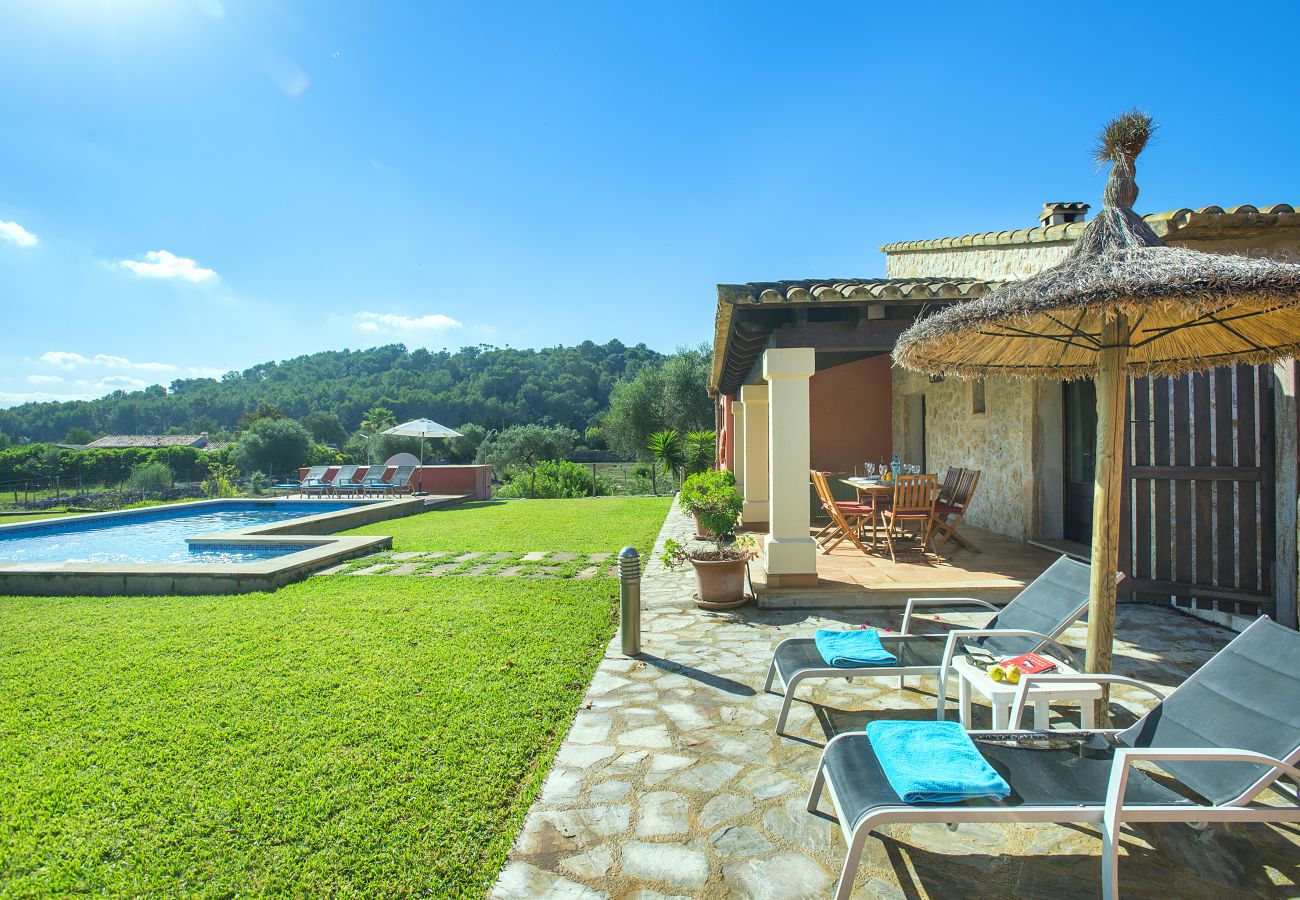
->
left=894, top=111, right=1300, bottom=711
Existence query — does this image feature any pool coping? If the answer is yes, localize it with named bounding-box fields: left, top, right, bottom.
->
left=0, top=496, right=442, bottom=596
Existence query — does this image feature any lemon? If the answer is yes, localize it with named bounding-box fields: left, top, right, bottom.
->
left=988, top=665, right=1006, bottom=682
left=1006, top=665, right=1022, bottom=684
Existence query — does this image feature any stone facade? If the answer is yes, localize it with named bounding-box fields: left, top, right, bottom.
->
left=886, top=241, right=1075, bottom=281
left=892, top=368, right=1057, bottom=541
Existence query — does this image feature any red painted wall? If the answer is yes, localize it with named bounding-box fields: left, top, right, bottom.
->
left=719, top=394, right=735, bottom=471
left=299, top=465, right=493, bottom=500
left=809, top=355, right=893, bottom=474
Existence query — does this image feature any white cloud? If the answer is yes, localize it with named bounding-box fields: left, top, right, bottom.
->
left=40, top=351, right=90, bottom=368
left=96, top=375, right=149, bottom=390
left=0, top=390, right=92, bottom=407
left=27, top=374, right=64, bottom=385
left=0, top=220, right=38, bottom=247
left=38, top=351, right=178, bottom=374
left=354, top=311, right=463, bottom=334
left=118, top=249, right=218, bottom=283
left=93, top=354, right=176, bottom=372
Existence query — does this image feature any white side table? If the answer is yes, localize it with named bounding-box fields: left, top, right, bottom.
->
left=949, top=655, right=1102, bottom=730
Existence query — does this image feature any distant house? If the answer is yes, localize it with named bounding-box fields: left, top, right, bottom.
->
left=84, top=433, right=224, bottom=451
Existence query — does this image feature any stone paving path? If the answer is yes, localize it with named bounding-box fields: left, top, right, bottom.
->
left=314, top=550, right=617, bottom=579
left=491, top=498, right=1299, bottom=899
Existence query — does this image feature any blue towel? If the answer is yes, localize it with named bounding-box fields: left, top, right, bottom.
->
left=866, top=720, right=1011, bottom=804
left=814, top=629, right=897, bottom=667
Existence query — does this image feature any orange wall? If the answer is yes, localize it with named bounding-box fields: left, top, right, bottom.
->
left=809, top=355, right=893, bottom=473
left=300, top=465, right=493, bottom=500
left=719, top=394, right=735, bottom=471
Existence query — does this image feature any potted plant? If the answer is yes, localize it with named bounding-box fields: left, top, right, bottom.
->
left=663, top=469, right=757, bottom=609
left=679, top=468, right=733, bottom=539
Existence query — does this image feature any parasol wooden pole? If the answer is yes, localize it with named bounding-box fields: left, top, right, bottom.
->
left=1085, top=312, right=1129, bottom=726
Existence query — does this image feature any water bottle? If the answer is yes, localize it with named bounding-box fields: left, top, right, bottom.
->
left=890, top=454, right=901, bottom=481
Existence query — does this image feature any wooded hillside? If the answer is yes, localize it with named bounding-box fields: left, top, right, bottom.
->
left=0, top=341, right=664, bottom=443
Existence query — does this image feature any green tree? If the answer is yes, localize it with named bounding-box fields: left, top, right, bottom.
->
left=235, top=403, right=286, bottom=432
left=64, top=427, right=94, bottom=445
left=360, top=406, right=398, bottom=435
left=481, top=424, right=578, bottom=496
left=0, top=430, right=10, bottom=451
left=446, top=424, right=488, bottom=464
left=300, top=411, right=348, bottom=446
left=647, top=429, right=685, bottom=494
left=230, top=417, right=314, bottom=477
left=603, top=344, right=712, bottom=458
left=684, top=430, right=717, bottom=476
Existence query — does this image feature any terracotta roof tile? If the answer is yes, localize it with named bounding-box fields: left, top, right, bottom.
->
left=880, top=203, right=1298, bottom=253
left=85, top=434, right=209, bottom=449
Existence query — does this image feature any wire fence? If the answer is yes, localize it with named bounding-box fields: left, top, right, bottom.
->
left=0, top=475, right=274, bottom=512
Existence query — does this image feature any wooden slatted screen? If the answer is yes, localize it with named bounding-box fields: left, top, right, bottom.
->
left=1123, top=364, right=1276, bottom=617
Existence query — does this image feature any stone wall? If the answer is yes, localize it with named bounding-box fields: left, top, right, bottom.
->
left=885, top=242, right=1074, bottom=281
left=885, top=230, right=1300, bottom=282
left=892, top=367, right=1053, bottom=540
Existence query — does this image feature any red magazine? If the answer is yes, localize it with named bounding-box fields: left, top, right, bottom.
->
left=999, top=652, right=1058, bottom=675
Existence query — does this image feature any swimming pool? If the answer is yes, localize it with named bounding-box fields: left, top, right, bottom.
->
left=0, top=501, right=363, bottom=565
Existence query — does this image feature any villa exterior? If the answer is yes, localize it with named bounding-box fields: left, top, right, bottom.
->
left=711, top=202, right=1300, bottom=628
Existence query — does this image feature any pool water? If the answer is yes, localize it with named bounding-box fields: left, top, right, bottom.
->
left=0, top=501, right=361, bottom=565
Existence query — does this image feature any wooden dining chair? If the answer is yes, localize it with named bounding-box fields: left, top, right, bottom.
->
left=937, top=466, right=962, bottom=506
left=932, top=468, right=981, bottom=553
left=810, top=471, right=872, bottom=554
left=878, top=473, right=940, bottom=562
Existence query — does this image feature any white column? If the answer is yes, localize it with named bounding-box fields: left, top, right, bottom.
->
left=731, top=399, right=746, bottom=495
left=739, top=383, right=768, bottom=526
left=763, top=348, right=818, bottom=586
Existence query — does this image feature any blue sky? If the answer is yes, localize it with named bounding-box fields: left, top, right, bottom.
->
left=2, top=0, right=1297, bottom=407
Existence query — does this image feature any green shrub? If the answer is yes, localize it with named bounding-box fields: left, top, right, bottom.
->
left=495, top=460, right=614, bottom=499
left=201, top=461, right=241, bottom=498
left=125, top=460, right=175, bottom=495
left=678, top=469, right=742, bottom=551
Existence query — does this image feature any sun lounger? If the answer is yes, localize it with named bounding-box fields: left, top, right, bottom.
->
left=808, top=615, right=1300, bottom=900
left=334, top=466, right=386, bottom=496
left=764, top=554, right=1092, bottom=735
left=307, top=464, right=357, bottom=496
left=371, top=464, right=417, bottom=496
left=275, top=465, right=327, bottom=496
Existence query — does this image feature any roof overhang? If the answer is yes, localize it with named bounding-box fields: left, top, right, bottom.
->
left=711, top=278, right=994, bottom=395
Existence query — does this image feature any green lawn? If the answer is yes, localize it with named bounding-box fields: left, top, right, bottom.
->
left=0, top=577, right=618, bottom=896
left=0, top=511, right=89, bottom=524
left=345, top=495, right=672, bottom=554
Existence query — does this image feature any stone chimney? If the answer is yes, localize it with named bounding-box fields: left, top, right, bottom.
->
left=1038, top=202, right=1090, bottom=227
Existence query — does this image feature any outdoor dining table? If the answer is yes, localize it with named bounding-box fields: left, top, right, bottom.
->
left=839, top=477, right=902, bottom=552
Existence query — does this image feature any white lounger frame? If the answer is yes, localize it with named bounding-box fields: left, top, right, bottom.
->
left=764, top=592, right=1085, bottom=736
left=808, top=673, right=1300, bottom=900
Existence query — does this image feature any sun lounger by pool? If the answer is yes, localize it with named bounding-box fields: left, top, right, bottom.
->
left=764, top=554, right=1092, bottom=734
left=371, top=464, right=416, bottom=496
left=308, top=464, right=357, bottom=496
left=808, top=615, right=1300, bottom=899
left=334, top=466, right=386, bottom=496
left=275, top=465, right=327, bottom=496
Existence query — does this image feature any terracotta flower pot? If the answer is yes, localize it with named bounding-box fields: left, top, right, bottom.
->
left=691, top=511, right=716, bottom=541
left=690, top=556, right=748, bottom=609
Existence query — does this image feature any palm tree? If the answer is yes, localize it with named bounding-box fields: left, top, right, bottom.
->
left=359, top=406, right=398, bottom=464
left=684, top=430, right=717, bottom=477
left=647, top=429, right=685, bottom=494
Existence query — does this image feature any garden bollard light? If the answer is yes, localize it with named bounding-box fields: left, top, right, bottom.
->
left=618, top=546, right=641, bottom=656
